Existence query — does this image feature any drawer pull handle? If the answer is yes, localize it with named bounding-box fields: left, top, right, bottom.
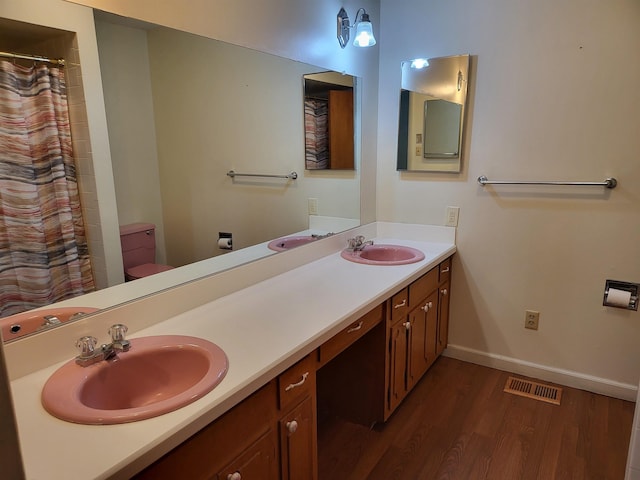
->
left=346, top=321, right=363, bottom=333
left=394, top=299, right=407, bottom=309
left=403, top=321, right=411, bottom=331
left=285, top=371, right=309, bottom=392
left=441, top=266, right=450, bottom=274
left=227, top=473, right=242, bottom=480
left=286, top=420, right=299, bottom=434
left=441, top=288, right=448, bottom=296
left=421, top=301, right=433, bottom=312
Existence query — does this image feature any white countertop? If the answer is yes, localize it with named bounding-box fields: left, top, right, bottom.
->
left=10, top=228, right=455, bottom=479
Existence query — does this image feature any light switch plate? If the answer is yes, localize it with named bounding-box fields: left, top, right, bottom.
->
left=308, top=198, right=318, bottom=215
left=445, top=206, right=460, bottom=227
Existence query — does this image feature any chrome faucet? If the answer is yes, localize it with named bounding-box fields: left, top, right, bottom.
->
left=38, top=315, right=62, bottom=331
left=346, top=235, right=374, bottom=252
left=75, top=324, right=130, bottom=367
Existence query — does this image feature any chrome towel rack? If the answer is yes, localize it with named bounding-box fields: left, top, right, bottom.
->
left=227, top=170, right=298, bottom=180
left=477, top=175, right=617, bottom=189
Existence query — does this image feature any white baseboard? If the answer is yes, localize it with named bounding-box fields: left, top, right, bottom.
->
left=443, top=344, right=638, bottom=402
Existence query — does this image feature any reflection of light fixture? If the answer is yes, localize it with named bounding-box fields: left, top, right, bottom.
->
left=457, top=70, right=465, bottom=91
left=337, top=7, right=377, bottom=48
left=410, top=58, right=430, bottom=69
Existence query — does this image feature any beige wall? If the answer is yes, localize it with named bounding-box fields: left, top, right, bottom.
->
left=146, top=27, right=360, bottom=265
left=378, top=0, right=640, bottom=394
left=65, top=0, right=381, bottom=225
left=94, top=19, right=169, bottom=264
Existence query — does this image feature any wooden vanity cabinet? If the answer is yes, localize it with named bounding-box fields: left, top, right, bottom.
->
left=134, top=381, right=279, bottom=480
left=134, top=355, right=317, bottom=480
left=217, top=430, right=279, bottom=480
left=133, top=256, right=451, bottom=479
left=385, top=257, right=452, bottom=419
left=436, top=257, right=451, bottom=357
left=277, top=354, right=317, bottom=480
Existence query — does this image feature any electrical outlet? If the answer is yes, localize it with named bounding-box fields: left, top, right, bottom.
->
left=445, top=206, right=460, bottom=227
left=308, top=198, right=318, bottom=215
left=525, top=310, right=540, bottom=330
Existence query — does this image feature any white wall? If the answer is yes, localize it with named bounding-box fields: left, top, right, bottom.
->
left=378, top=0, right=640, bottom=396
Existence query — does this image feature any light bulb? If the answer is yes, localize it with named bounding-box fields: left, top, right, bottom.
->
left=352, top=13, right=376, bottom=47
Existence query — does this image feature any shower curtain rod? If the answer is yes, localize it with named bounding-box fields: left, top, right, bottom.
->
left=0, top=51, right=65, bottom=66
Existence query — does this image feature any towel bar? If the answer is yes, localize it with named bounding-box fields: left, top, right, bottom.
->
left=477, top=176, right=617, bottom=189
left=227, top=170, right=298, bottom=180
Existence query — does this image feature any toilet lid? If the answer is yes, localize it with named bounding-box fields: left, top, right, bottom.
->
left=126, top=263, right=174, bottom=279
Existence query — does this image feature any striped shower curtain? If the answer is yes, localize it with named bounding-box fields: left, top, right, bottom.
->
left=0, top=60, right=95, bottom=317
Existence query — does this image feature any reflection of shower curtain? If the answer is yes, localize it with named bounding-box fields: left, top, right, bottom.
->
left=0, top=60, right=94, bottom=317
left=304, top=99, right=329, bottom=169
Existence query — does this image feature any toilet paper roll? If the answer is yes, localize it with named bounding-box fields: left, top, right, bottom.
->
left=217, top=238, right=232, bottom=249
left=607, top=288, right=631, bottom=308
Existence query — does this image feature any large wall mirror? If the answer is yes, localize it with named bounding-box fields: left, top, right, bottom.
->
left=397, top=54, right=470, bottom=173
left=0, top=10, right=361, bottom=340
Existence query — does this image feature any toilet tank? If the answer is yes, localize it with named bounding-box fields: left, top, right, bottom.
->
left=119, top=223, right=157, bottom=271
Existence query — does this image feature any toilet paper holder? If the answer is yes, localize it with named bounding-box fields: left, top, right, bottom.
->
left=603, top=279, right=638, bottom=310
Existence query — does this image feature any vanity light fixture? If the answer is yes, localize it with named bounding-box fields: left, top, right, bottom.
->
left=457, top=70, right=465, bottom=91
left=337, top=7, right=377, bottom=48
left=410, top=58, right=430, bottom=69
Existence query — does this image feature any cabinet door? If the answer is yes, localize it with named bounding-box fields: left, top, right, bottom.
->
left=407, top=290, right=438, bottom=390
left=217, top=429, right=279, bottom=480
left=388, top=320, right=409, bottom=414
left=436, top=280, right=451, bottom=357
left=279, top=396, right=317, bottom=480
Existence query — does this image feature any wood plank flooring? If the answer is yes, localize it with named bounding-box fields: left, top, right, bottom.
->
left=318, top=357, right=635, bottom=480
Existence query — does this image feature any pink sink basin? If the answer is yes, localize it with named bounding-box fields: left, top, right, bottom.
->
left=341, top=244, right=425, bottom=265
left=41, top=335, right=228, bottom=425
left=267, top=235, right=317, bottom=251
left=0, top=307, right=99, bottom=341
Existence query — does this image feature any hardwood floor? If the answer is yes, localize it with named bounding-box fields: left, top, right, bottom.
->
left=318, top=357, right=635, bottom=480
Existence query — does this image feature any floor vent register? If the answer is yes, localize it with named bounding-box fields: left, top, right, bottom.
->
left=503, top=376, right=562, bottom=405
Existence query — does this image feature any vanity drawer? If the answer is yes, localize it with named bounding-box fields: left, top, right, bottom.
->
left=439, top=257, right=452, bottom=283
left=409, top=267, right=438, bottom=308
left=278, top=354, right=315, bottom=411
left=390, top=288, right=409, bottom=322
left=318, top=303, right=383, bottom=367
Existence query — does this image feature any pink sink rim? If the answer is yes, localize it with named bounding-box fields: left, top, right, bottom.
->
left=41, top=335, right=228, bottom=425
left=267, top=235, right=316, bottom=251
left=340, top=244, right=425, bottom=265
left=0, top=307, right=99, bottom=341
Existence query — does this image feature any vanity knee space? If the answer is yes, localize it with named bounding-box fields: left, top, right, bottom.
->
left=317, top=255, right=453, bottom=427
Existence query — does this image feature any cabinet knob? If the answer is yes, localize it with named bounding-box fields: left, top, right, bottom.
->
left=394, top=299, right=407, bottom=309
left=441, top=266, right=450, bottom=274
left=421, top=301, right=433, bottom=312
left=227, top=472, right=242, bottom=480
left=403, top=321, right=411, bottom=331
left=286, top=420, right=298, bottom=434
left=441, top=288, right=448, bottom=296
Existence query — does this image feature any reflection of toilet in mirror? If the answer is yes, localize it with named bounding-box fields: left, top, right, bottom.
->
left=119, top=223, right=174, bottom=281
